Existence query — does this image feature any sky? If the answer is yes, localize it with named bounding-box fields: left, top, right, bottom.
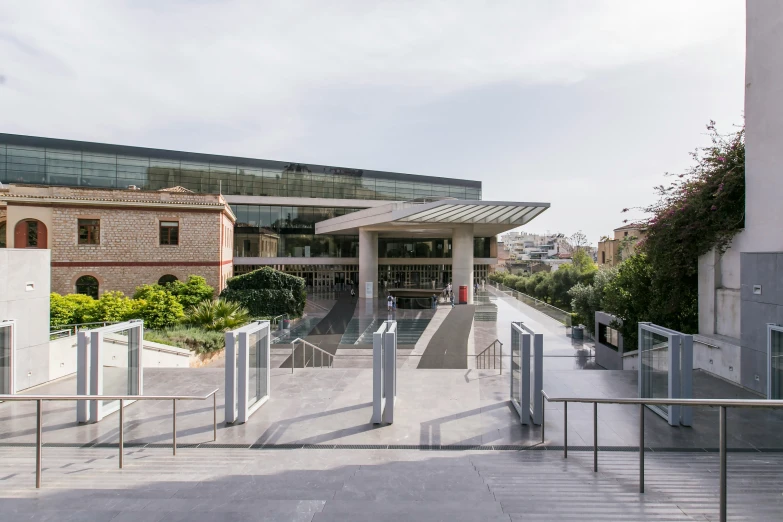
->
left=0, top=1, right=746, bottom=244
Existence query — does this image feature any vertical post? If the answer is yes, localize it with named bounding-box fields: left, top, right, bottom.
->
left=719, top=405, right=727, bottom=522
left=639, top=403, right=645, bottom=493
left=35, top=399, right=42, bottom=488
left=541, top=393, right=545, bottom=444
left=291, top=342, right=294, bottom=374
left=172, top=399, right=177, bottom=456
left=564, top=401, right=568, bottom=459
left=499, top=342, right=502, bottom=375
left=302, top=341, right=305, bottom=369
left=213, top=392, right=217, bottom=441
left=593, top=402, right=598, bottom=472
left=119, top=399, right=124, bottom=469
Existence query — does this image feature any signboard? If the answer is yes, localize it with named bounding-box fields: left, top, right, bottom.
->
left=365, top=282, right=374, bottom=299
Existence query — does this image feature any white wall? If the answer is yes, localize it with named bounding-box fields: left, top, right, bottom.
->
left=0, top=249, right=51, bottom=391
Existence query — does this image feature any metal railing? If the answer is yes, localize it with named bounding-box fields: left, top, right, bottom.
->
left=289, top=337, right=334, bottom=372
left=492, top=282, right=572, bottom=327
left=541, top=391, right=783, bottom=522
left=0, top=390, right=218, bottom=488
left=476, top=339, right=503, bottom=373
left=49, top=321, right=119, bottom=337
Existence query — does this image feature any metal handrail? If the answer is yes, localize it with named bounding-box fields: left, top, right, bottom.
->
left=289, top=337, right=334, bottom=372
left=49, top=321, right=119, bottom=335
left=475, top=339, right=503, bottom=373
left=0, top=389, right=219, bottom=488
left=492, top=282, right=572, bottom=327
left=541, top=391, right=783, bottom=522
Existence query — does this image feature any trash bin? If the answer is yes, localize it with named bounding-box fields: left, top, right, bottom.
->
left=459, top=285, right=468, bottom=304
left=572, top=325, right=584, bottom=340
left=282, top=316, right=291, bottom=329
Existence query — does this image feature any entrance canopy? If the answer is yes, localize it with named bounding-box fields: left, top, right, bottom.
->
left=315, top=199, right=549, bottom=237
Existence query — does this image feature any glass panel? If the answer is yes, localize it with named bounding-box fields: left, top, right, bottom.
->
left=102, top=329, right=131, bottom=408
left=511, top=327, right=520, bottom=406
left=247, top=329, right=268, bottom=407
left=771, top=328, right=783, bottom=400
left=0, top=323, right=11, bottom=394
left=640, top=329, right=669, bottom=415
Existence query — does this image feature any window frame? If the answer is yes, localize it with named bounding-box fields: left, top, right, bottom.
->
left=159, top=220, right=180, bottom=246
left=77, top=218, right=101, bottom=245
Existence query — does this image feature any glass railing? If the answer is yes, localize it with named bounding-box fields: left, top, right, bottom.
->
left=492, top=282, right=572, bottom=327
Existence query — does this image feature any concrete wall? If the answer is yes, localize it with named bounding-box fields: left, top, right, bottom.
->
left=0, top=249, right=51, bottom=391
left=48, top=334, right=192, bottom=383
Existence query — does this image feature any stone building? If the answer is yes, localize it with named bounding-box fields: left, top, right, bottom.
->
left=596, top=223, right=647, bottom=267
left=0, top=184, right=235, bottom=297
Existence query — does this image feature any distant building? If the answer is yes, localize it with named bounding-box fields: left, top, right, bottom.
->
left=0, top=184, right=235, bottom=297
left=597, top=224, right=647, bottom=267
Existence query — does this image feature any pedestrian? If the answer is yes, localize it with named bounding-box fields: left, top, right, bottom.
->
left=392, top=296, right=397, bottom=311
left=350, top=287, right=355, bottom=302
left=450, top=293, right=455, bottom=308
left=387, top=294, right=393, bottom=312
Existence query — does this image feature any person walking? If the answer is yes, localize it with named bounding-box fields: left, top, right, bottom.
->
left=392, top=296, right=397, bottom=311
left=387, top=294, right=393, bottom=312
left=350, top=286, right=355, bottom=302
left=450, top=293, right=455, bottom=308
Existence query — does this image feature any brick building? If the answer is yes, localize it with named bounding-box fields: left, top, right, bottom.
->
left=0, top=184, right=235, bottom=297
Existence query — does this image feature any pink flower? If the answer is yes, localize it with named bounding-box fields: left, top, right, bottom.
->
left=718, top=156, right=726, bottom=163
left=711, top=205, right=717, bottom=211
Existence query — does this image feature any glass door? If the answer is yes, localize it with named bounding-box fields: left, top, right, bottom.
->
left=247, top=328, right=268, bottom=408
left=0, top=321, right=13, bottom=395
left=769, top=325, right=783, bottom=399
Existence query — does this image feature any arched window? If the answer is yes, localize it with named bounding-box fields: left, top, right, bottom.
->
left=158, top=274, right=178, bottom=286
left=75, top=276, right=99, bottom=299
left=13, top=219, right=47, bottom=248
left=0, top=222, right=6, bottom=248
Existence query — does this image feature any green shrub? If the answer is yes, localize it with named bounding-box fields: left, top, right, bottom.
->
left=164, top=275, right=214, bottom=308
left=220, top=267, right=306, bottom=317
left=88, top=291, right=138, bottom=323
left=568, top=267, right=617, bottom=333
left=50, top=293, right=82, bottom=328
left=184, top=299, right=251, bottom=331
left=144, top=326, right=225, bottom=354
left=133, top=285, right=184, bottom=329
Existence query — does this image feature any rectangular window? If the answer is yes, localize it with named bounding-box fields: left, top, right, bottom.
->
left=598, top=323, right=620, bottom=351
left=160, top=221, right=179, bottom=245
left=78, top=219, right=100, bottom=245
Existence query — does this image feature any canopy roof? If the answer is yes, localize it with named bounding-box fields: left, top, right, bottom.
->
left=315, top=199, right=549, bottom=237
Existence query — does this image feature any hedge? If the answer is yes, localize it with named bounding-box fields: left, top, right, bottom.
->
left=219, top=267, right=306, bottom=317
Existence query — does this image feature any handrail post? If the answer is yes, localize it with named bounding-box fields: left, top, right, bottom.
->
left=35, top=399, right=42, bottom=488
left=291, top=342, right=294, bottom=374
left=172, top=399, right=177, bottom=456
left=541, top=393, right=545, bottom=444
left=119, top=399, right=124, bottom=469
left=593, top=402, right=598, bottom=472
left=499, top=341, right=502, bottom=375
left=302, top=340, right=305, bottom=369
left=719, top=405, right=727, bottom=522
left=639, top=403, right=644, bottom=493
left=564, top=401, right=567, bottom=459
left=213, top=392, right=217, bottom=441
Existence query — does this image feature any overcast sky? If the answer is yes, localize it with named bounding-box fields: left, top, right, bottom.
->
left=0, top=1, right=745, bottom=244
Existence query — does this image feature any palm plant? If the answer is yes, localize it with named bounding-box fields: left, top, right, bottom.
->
left=184, top=299, right=251, bottom=331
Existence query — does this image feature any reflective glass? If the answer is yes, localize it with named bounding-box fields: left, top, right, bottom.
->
left=101, top=328, right=132, bottom=408
left=247, top=329, right=268, bottom=407
left=511, top=327, right=520, bottom=406
left=772, top=328, right=783, bottom=400
left=640, top=329, right=669, bottom=414
left=0, top=323, right=11, bottom=394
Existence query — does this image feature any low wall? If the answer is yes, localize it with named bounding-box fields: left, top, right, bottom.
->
left=594, top=311, right=624, bottom=370
left=30, top=335, right=193, bottom=391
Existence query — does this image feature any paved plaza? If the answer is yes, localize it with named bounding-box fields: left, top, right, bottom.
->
left=2, top=292, right=783, bottom=520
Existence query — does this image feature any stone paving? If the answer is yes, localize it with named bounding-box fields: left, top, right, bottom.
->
left=0, top=447, right=781, bottom=521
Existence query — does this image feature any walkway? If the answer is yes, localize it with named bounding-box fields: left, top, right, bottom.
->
left=1, top=447, right=781, bottom=521
left=417, top=305, right=475, bottom=369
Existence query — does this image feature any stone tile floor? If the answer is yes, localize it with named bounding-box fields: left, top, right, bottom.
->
left=0, top=447, right=781, bottom=521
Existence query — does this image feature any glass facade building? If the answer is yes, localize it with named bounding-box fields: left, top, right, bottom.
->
left=0, top=134, right=480, bottom=200
left=0, top=133, right=490, bottom=291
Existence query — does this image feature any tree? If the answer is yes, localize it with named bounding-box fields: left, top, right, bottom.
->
left=568, top=266, right=618, bottom=333
left=568, top=230, right=589, bottom=253
left=220, top=267, right=306, bottom=317
left=165, top=275, right=215, bottom=308
left=88, top=291, right=138, bottom=323
left=133, top=285, right=185, bottom=329
left=602, top=254, right=654, bottom=348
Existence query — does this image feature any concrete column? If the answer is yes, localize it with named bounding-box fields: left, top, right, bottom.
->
left=452, top=225, right=474, bottom=304
left=358, top=228, right=378, bottom=299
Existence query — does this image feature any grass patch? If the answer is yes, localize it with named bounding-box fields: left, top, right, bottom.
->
left=144, top=326, right=225, bottom=355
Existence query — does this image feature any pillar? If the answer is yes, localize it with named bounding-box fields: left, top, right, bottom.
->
left=452, top=225, right=474, bottom=304
left=359, top=228, right=378, bottom=299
